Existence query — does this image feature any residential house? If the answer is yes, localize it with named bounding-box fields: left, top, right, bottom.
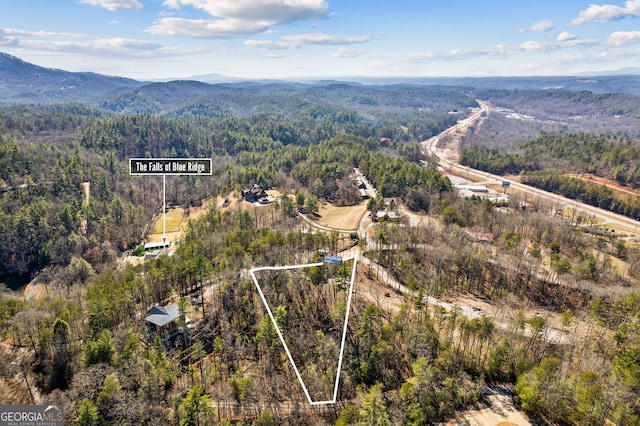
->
left=145, top=304, right=188, bottom=348
left=242, top=184, right=267, bottom=203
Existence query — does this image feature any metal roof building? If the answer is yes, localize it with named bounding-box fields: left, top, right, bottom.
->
left=145, top=304, right=179, bottom=327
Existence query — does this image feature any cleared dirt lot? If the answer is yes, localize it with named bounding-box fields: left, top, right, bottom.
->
left=354, top=264, right=407, bottom=319
left=445, top=385, right=531, bottom=426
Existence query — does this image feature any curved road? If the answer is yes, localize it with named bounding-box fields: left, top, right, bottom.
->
left=422, top=100, right=640, bottom=235
left=294, top=102, right=589, bottom=344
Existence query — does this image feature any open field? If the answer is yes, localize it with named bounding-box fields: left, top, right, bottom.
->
left=147, top=200, right=214, bottom=244
left=316, top=202, right=367, bottom=230
left=151, top=207, right=185, bottom=234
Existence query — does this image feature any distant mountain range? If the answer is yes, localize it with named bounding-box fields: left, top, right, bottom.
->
left=0, top=52, right=145, bottom=104
left=574, top=67, right=640, bottom=77
left=160, top=72, right=247, bottom=85
left=1, top=52, right=640, bottom=107
left=350, top=74, right=640, bottom=94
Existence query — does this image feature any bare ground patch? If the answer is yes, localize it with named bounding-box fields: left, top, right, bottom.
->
left=446, top=385, right=531, bottom=426
left=354, top=265, right=407, bottom=320
left=569, top=173, right=639, bottom=199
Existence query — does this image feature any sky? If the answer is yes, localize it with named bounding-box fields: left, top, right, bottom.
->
left=1, top=0, right=639, bottom=80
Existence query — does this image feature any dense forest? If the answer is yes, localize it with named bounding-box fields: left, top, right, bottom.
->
left=1, top=75, right=640, bottom=425
left=0, top=84, right=463, bottom=282
left=3, top=171, right=640, bottom=424
left=0, top=82, right=469, bottom=282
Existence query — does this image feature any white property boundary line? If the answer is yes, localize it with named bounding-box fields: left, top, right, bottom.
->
left=249, top=255, right=358, bottom=406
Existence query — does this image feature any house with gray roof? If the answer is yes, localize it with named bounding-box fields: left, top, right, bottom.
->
left=145, top=304, right=188, bottom=348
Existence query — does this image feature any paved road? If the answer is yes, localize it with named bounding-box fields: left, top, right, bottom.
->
left=421, top=100, right=640, bottom=235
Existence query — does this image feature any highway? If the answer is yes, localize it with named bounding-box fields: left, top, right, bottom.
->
left=421, top=100, right=640, bottom=236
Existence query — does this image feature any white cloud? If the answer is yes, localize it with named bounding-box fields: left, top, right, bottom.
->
left=156, top=0, right=329, bottom=38
left=543, top=48, right=640, bottom=67
left=571, top=0, right=640, bottom=25
left=284, top=33, right=370, bottom=45
left=606, top=30, right=640, bottom=45
left=332, top=48, right=364, bottom=58
left=163, top=0, right=328, bottom=23
left=448, top=47, right=500, bottom=60
left=519, top=40, right=554, bottom=51
left=1, top=28, right=88, bottom=39
left=78, top=0, right=143, bottom=11
left=599, top=45, right=640, bottom=59
left=557, top=31, right=577, bottom=41
left=92, top=38, right=163, bottom=51
left=387, top=36, right=599, bottom=67
left=400, top=51, right=446, bottom=62
left=521, top=38, right=598, bottom=51
left=147, top=18, right=271, bottom=38
left=0, top=27, right=194, bottom=58
left=245, top=33, right=370, bottom=49
left=244, top=39, right=292, bottom=49
left=520, top=20, right=555, bottom=32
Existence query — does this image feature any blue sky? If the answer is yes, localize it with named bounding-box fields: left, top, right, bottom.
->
left=1, top=0, right=639, bottom=80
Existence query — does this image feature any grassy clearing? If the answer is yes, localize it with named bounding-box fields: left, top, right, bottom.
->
left=316, top=202, right=367, bottom=230
left=151, top=207, right=185, bottom=234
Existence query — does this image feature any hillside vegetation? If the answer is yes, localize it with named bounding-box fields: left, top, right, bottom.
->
left=1, top=67, right=640, bottom=424
left=0, top=84, right=463, bottom=282
left=461, top=132, right=640, bottom=220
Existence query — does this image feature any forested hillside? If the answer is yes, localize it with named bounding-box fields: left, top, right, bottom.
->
left=0, top=53, right=143, bottom=104
left=1, top=60, right=640, bottom=424
left=460, top=132, right=640, bottom=220
left=462, top=133, right=640, bottom=182
left=477, top=89, right=640, bottom=124
left=0, top=82, right=464, bottom=284
left=362, top=74, right=640, bottom=95
left=3, top=157, right=640, bottom=423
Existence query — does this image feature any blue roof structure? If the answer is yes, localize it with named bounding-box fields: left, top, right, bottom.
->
left=323, top=255, right=342, bottom=264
